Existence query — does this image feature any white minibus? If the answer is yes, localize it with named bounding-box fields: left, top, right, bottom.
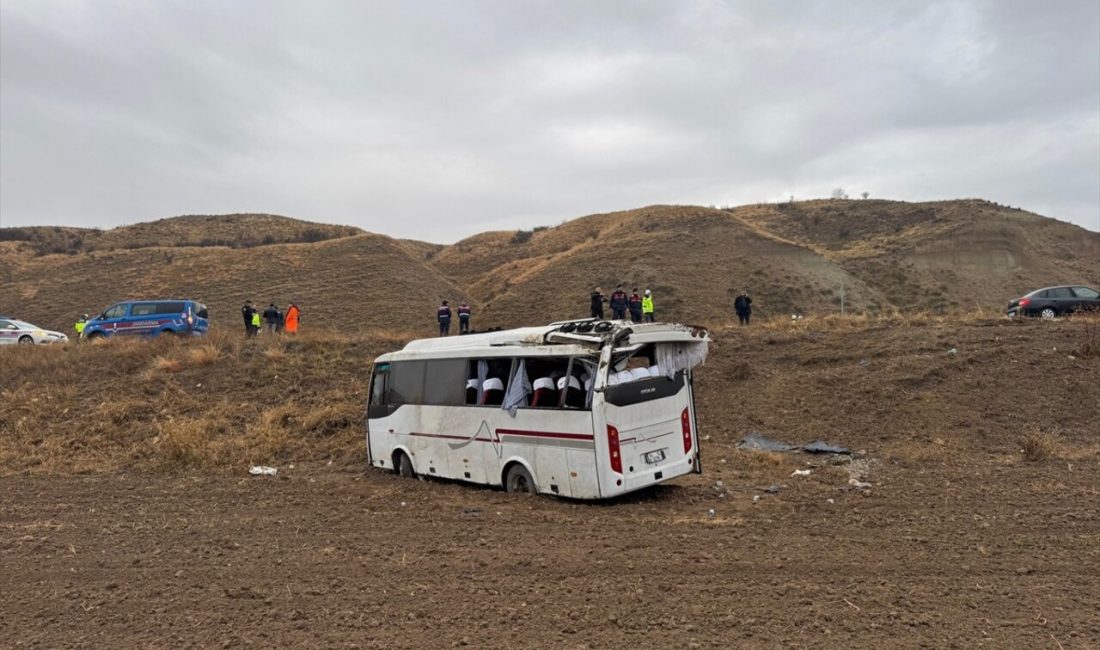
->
left=366, top=320, right=710, bottom=499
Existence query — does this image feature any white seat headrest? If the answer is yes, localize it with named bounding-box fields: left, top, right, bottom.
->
left=630, top=367, right=651, bottom=381
left=584, top=377, right=593, bottom=391
left=533, top=377, right=556, bottom=391
left=483, top=377, right=504, bottom=391
left=607, top=373, right=620, bottom=386
left=466, top=379, right=479, bottom=389
left=615, top=370, right=635, bottom=384
left=557, top=376, right=581, bottom=391
left=648, top=365, right=661, bottom=377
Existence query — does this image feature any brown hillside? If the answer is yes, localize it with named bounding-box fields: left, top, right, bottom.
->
left=0, top=233, right=466, bottom=336
left=1, top=199, right=1097, bottom=333
left=0, top=213, right=361, bottom=255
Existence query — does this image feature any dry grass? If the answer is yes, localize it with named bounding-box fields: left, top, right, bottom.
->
left=883, top=439, right=950, bottom=464
left=1071, top=312, right=1100, bottom=358
left=0, top=325, right=403, bottom=476
left=754, top=308, right=1003, bottom=333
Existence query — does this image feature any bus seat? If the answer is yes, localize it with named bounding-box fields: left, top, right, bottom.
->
left=630, top=367, right=651, bottom=381
left=466, top=378, right=479, bottom=405
left=648, top=364, right=662, bottom=377
left=532, top=376, right=557, bottom=407
left=481, top=377, right=505, bottom=406
left=614, top=370, right=634, bottom=384
left=558, top=375, right=584, bottom=408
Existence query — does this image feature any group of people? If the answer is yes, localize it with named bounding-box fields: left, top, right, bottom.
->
left=589, top=286, right=655, bottom=323
left=436, top=300, right=473, bottom=336
left=241, top=301, right=301, bottom=337
left=430, top=287, right=753, bottom=336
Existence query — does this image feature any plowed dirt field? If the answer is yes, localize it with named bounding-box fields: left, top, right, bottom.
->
left=2, top=317, right=1098, bottom=648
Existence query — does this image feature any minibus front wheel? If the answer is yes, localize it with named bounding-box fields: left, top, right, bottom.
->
left=504, top=463, right=537, bottom=495
left=394, top=451, right=415, bottom=478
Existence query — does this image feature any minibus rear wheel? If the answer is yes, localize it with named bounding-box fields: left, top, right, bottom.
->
left=504, top=464, right=537, bottom=495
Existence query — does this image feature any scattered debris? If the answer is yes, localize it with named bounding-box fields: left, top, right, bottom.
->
left=737, top=432, right=796, bottom=452
left=762, top=485, right=781, bottom=494
left=791, top=469, right=812, bottom=477
left=947, top=347, right=958, bottom=355
left=826, top=498, right=835, bottom=504
left=248, top=466, right=277, bottom=476
left=859, top=358, right=870, bottom=366
left=707, top=509, right=716, bottom=518
left=802, top=440, right=851, bottom=455
left=752, top=495, right=761, bottom=503
left=739, top=433, right=851, bottom=455
left=848, top=479, right=872, bottom=489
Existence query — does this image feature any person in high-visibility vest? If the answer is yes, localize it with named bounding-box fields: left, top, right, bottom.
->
left=74, top=314, right=88, bottom=336
left=251, top=310, right=261, bottom=334
left=642, top=290, right=655, bottom=322
left=285, top=303, right=301, bottom=334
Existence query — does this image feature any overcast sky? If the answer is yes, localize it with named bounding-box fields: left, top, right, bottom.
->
left=2, top=0, right=1098, bottom=242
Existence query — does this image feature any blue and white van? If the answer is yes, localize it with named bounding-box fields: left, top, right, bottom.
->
left=82, top=300, right=209, bottom=339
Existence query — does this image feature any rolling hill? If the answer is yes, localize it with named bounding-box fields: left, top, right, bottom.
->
left=0, top=200, right=1097, bottom=334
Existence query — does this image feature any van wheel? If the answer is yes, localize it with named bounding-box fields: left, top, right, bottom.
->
left=18, top=335, right=33, bottom=345
left=87, top=331, right=104, bottom=341
left=1040, top=307, right=1057, bottom=320
left=394, top=451, right=414, bottom=478
left=504, top=464, right=537, bottom=495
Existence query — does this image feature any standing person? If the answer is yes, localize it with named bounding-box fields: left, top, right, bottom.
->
left=628, top=288, right=643, bottom=323
left=642, top=289, right=655, bottom=322
left=74, top=314, right=88, bottom=338
left=263, top=303, right=280, bottom=334
left=590, top=287, right=606, bottom=319
left=285, top=303, right=301, bottom=334
left=251, top=309, right=262, bottom=335
left=241, top=301, right=256, bottom=337
left=609, top=285, right=628, bottom=320
left=457, top=301, right=472, bottom=334
left=437, top=300, right=452, bottom=336
left=734, top=291, right=753, bottom=326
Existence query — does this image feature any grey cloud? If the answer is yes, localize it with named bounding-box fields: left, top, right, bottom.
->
left=2, top=0, right=1097, bottom=242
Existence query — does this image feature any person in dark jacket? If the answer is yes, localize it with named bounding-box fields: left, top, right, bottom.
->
left=457, top=301, right=472, bottom=334
left=263, top=303, right=281, bottom=334
left=734, top=291, right=752, bottom=325
left=241, top=301, right=257, bottom=337
left=628, top=288, right=643, bottom=323
left=609, top=285, right=628, bottom=320
left=438, top=300, right=452, bottom=336
left=590, top=287, right=606, bottom=319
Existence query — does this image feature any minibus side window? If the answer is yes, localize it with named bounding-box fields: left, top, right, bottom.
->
left=423, top=359, right=467, bottom=406
left=389, top=361, right=426, bottom=405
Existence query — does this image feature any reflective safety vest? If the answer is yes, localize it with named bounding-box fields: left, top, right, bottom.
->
left=251, top=312, right=261, bottom=327
left=74, top=320, right=85, bottom=334
left=642, top=296, right=654, bottom=314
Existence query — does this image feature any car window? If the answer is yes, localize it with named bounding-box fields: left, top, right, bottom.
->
left=194, top=303, right=209, bottom=319
left=102, top=304, right=127, bottom=319
left=1027, top=289, right=1048, bottom=298
left=130, top=303, right=158, bottom=317
left=153, top=302, right=186, bottom=315
left=1048, top=287, right=1074, bottom=299
left=1072, top=287, right=1100, bottom=299
left=0, top=320, right=15, bottom=330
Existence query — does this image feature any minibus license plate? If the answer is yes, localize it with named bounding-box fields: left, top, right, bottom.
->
left=645, top=449, right=665, bottom=464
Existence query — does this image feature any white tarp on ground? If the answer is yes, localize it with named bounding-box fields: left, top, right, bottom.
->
left=655, top=341, right=709, bottom=377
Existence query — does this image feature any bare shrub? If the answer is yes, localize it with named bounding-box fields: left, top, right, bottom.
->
left=1074, top=313, right=1100, bottom=358
left=152, top=356, right=184, bottom=373
left=187, top=344, right=221, bottom=367
left=1020, top=431, right=1059, bottom=462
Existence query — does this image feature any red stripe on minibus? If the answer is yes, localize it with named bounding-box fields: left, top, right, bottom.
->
left=495, top=428, right=594, bottom=441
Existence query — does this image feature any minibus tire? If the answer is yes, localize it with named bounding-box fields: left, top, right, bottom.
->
left=504, top=464, right=537, bottom=495
left=395, top=451, right=415, bottom=478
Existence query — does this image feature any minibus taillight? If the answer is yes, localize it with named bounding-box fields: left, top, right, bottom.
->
left=681, top=408, right=692, bottom=454
left=607, top=424, right=622, bottom=474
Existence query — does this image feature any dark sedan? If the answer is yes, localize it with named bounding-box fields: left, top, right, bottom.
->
left=1006, top=285, right=1100, bottom=319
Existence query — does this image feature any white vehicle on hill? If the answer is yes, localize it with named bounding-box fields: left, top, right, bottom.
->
left=367, top=319, right=710, bottom=499
left=0, top=317, right=68, bottom=345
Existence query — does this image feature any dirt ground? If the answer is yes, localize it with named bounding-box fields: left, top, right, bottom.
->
left=2, top=317, right=1099, bottom=648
